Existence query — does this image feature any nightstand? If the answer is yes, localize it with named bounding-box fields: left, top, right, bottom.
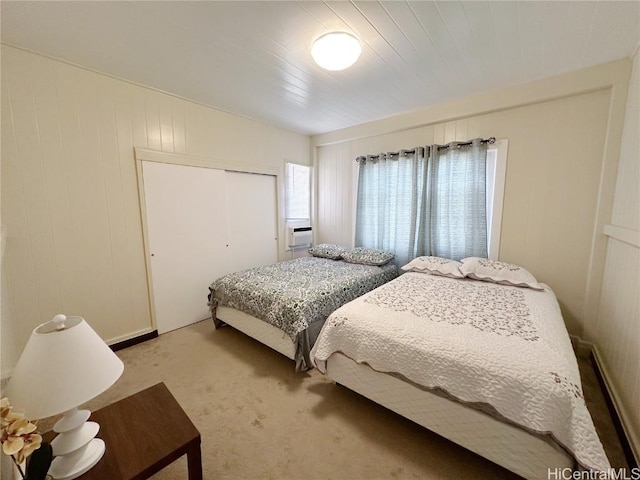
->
left=45, top=382, right=202, bottom=480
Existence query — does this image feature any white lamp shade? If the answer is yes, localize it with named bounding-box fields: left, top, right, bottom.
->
left=312, top=32, right=361, bottom=71
left=6, top=315, right=124, bottom=420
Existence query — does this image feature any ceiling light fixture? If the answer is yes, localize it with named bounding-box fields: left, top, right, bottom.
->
left=311, top=32, right=361, bottom=71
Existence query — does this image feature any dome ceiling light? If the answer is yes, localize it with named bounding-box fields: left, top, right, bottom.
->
left=311, top=32, right=361, bottom=71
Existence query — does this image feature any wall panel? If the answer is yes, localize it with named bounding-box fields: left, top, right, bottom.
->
left=0, top=45, right=310, bottom=374
left=596, top=238, right=639, bottom=457
left=317, top=88, right=611, bottom=334
left=592, top=47, right=640, bottom=459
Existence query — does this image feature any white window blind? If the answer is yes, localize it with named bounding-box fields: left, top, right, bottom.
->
left=285, top=163, right=311, bottom=221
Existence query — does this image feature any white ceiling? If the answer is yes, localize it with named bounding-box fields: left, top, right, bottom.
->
left=1, top=1, right=638, bottom=135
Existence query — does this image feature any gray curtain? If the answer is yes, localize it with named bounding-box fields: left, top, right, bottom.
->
left=355, top=139, right=488, bottom=266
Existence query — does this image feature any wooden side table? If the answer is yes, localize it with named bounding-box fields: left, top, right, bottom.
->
left=45, top=383, right=202, bottom=480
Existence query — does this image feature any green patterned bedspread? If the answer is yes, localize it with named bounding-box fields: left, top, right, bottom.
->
left=208, top=256, right=398, bottom=340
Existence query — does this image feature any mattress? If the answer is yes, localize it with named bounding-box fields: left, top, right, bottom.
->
left=311, top=272, right=609, bottom=472
left=326, top=352, right=574, bottom=480
left=209, top=256, right=398, bottom=369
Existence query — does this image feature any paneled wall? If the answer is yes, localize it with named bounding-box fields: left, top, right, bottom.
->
left=313, top=60, right=630, bottom=339
left=316, top=142, right=358, bottom=248
left=0, top=45, right=310, bottom=374
left=591, top=48, right=639, bottom=458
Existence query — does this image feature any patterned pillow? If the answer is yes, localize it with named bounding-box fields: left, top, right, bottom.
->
left=342, top=247, right=394, bottom=266
left=308, top=244, right=348, bottom=260
left=459, top=257, right=544, bottom=290
left=401, top=256, right=464, bottom=278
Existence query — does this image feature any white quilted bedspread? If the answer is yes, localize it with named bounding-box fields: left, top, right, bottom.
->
left=311, top=272, right=610, bottom=471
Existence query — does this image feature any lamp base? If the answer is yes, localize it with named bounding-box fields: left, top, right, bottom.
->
left=48, top=438, right=105, bottom=480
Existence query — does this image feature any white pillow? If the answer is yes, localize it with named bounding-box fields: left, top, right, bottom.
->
left=459, top=257, right=544, bottom=290
left=401, top=256, right=464, bottom=279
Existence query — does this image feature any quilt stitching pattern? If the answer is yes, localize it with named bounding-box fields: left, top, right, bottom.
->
left=311, top=272, right=610, bottom=471
left=364, top=274, right=539, bottom=340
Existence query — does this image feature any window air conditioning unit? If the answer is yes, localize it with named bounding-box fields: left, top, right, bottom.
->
left=288, top=226, right=312, bottom=248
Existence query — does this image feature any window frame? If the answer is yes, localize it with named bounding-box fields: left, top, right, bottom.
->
left=486, top=139, right=508, bottom=260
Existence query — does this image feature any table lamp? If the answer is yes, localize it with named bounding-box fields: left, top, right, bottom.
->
left=5, top=314, right=124, bottom=480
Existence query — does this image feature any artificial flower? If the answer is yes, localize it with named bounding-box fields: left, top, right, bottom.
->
left=16, top=433, right=42, bottom=464
left=0, top=397, right=46, bottom=477
left=2, top=434, right=24, bottom=456
left=0, top=397, right=23, bottom=429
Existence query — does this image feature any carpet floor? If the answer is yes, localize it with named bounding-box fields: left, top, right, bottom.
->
left=54, top=319, right=629, bottom=479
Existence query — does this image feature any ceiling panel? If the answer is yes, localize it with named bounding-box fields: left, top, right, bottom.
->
left=517, top=2, right=546, bottom=80
left=540, top=1, right=572, bottom=75
left=488, top=1, right=524, bottom=85
left=1, top=1, right=638, bottom=135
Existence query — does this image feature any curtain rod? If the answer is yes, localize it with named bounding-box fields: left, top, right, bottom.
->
left=356, top=137, right=496, bottom=162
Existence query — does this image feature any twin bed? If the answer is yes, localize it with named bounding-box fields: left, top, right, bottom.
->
left=208, top=249, right=610, bottom=478
left=208, top=246, right=398, bottom=370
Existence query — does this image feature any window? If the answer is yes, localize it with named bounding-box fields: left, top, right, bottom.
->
left=355, top=139, right=506, bottom=265
left=285, top=163, right=311, bottom=221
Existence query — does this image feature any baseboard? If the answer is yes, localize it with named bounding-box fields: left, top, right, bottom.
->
left=579, top=338, right=640, bottom=469
left=109, top=329, right=158, bottom=352
left=1, top=330, right=159, bottom=391
left=569, top=334, right=592, bottom=359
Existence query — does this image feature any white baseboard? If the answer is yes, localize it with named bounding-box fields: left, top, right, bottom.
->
left=573, top=336, right=639, bottom=466
left=591, top=345, right=640, bottom=466
left=569, top=334, right=594, bottom=358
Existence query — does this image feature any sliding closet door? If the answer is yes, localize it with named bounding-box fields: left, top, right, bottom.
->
left=225, top=171, right=278, bottom=272
left=142, top=162, right=279, bottom=334
left=142, top=161, right=231, bottom=334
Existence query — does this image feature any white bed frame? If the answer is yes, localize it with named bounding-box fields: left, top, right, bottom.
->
left=216, top=305, right=297, bottom=359
left=217, top=306, right=575, bottom=478
left=326, top=352, right=574, bottom=480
